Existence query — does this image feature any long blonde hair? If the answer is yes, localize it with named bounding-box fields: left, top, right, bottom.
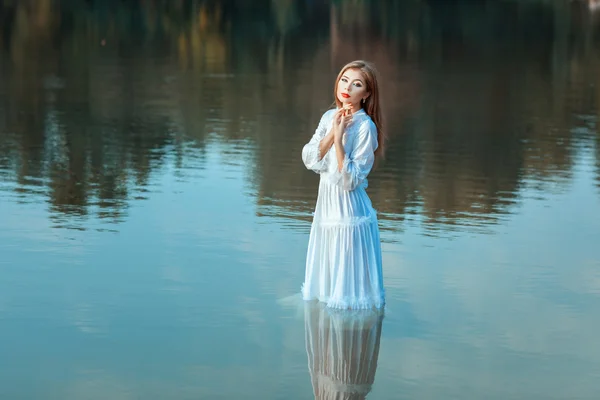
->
left=333, top=60, right=386, bottom=160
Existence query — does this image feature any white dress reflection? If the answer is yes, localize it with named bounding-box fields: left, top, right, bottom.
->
left=304, top=301, right=383, bottom=400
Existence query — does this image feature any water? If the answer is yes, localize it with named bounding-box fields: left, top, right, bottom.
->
left=1, top=0, right=600, bottom=398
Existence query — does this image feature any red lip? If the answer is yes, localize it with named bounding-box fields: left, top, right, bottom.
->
left=341, top=93, right=350, bottom=98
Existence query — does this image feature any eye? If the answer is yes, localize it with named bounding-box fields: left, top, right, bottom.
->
left=341, top=78, right=348, bottom=83
left=354, top=82, right=363, bottom=88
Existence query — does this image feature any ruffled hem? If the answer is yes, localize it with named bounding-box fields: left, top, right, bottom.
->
left=301, top=285, right=385, bottom=310
left=326, top=155, right=351, bottom=186
left=302, top=142, right=328, bottom=173
left=325, top=153, right=369, bottom=191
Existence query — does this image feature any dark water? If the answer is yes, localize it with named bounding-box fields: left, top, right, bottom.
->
left=1, top=0, right=600, bottom=398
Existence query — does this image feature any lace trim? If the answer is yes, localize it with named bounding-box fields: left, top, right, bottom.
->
left=314, top=213, right=377, bottom=228
left=303, top=143, right=327, bottom=172
left=325, top=296, right=385, bottom=310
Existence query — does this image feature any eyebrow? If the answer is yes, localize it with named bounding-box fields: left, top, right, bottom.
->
left=342, top=75, right=364, bottom=84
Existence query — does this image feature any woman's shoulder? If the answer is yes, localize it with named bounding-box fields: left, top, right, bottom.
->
left=356, top=112, right=376, bottom=134
left=315, top=107, right=337, bottom=127
left=321, top=107, right=337, bottom=120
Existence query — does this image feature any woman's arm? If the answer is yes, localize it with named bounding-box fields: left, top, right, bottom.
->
left=332, top=108, right=352, bottom=172
left=319, top=130, right=335, bottom=160
left=330, top=119, right=378, bottom=191
left=334, top=135, right=346, bottom=172
left=302, top=109, right=336, bottom=173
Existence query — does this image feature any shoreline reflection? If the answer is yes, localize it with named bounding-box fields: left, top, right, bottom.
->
left=0, top=0, right=599, bottom=237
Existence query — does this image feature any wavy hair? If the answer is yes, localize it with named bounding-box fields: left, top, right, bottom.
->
left=333, top=60, right=386, bottom=160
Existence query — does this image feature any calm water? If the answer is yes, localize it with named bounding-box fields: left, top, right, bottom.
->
left=1, top=0, right=600, bottom=398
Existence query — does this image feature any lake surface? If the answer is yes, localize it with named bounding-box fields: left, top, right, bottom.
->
left=1, top=0, right=600, bottom=398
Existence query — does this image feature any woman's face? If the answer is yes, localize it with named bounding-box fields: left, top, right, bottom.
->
left=336, top=68, right=369, bottom=108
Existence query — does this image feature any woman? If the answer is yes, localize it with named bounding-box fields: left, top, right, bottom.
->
left=301, top=60, right=385, bottom=310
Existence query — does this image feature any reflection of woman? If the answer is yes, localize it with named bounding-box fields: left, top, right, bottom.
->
left=304, top=302, right=383, bottom=400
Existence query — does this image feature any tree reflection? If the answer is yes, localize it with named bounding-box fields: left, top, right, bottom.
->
left=0, top=0, right=598, bottom=233
left=596, top=120, right=600, bottom=192
left=251, top=0, right=600, bottom=234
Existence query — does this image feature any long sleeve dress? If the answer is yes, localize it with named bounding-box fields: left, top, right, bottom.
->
left=301, top=108, right=385, bottom=310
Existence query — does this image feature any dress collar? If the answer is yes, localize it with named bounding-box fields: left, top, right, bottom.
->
left=336, top=107, right=367, bottom=116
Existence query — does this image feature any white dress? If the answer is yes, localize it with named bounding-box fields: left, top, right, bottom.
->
left=301, top=107, right=385, bottom=310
